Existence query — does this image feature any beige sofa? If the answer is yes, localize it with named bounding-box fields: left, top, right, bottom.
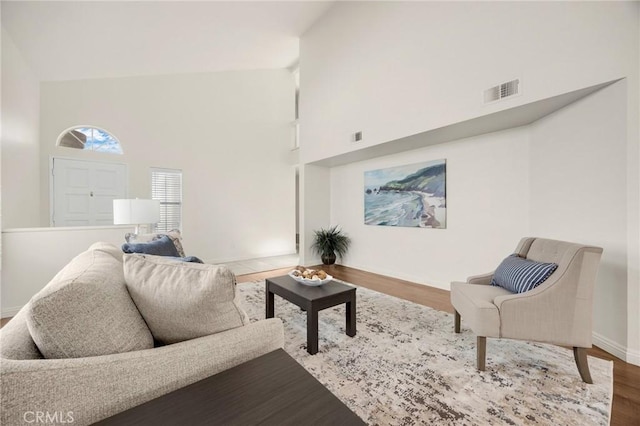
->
left=0, top=242, right=284, bottom=425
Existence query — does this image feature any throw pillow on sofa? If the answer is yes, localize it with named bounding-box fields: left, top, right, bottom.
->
left=125, top=229, right=186, bottom=257
left=123, top=254, right=249, bottom=344
left=26, top=249, right=154, bottom=359
left=122, top=235, right=180, bottom=257
left=491, top=254, right=558, bottom=294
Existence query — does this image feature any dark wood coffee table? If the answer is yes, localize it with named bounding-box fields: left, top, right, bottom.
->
left=266, top=275, right=356, bottom=355
left=94, top=349, right=364, bottom=425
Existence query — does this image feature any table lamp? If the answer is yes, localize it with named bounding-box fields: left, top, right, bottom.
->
left=113, top=199, right=160, bottom=235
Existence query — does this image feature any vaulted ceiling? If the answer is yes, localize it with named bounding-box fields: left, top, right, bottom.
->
left=1, top=1, right=334, bottom=81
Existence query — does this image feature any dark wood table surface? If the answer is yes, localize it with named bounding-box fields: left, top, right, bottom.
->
left=94, top=348, right=365, bottom=425
left=266, top=275, right=357, bottom=355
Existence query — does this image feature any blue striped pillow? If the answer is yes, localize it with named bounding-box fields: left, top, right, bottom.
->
left=491, top=254, right=558, bottom=294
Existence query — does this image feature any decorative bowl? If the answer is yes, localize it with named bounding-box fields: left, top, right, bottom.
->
left=288, top=270, right=333, bottom=286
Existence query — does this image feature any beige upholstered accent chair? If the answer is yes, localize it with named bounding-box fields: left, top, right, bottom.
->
left=450, top=237, right=603, bottom=383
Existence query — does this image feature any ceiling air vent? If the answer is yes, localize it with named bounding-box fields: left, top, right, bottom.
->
left=484, top=79, right=520, bottom=103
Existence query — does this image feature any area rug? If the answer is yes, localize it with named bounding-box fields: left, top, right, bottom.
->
left=237, top=280, right=613, bottom=426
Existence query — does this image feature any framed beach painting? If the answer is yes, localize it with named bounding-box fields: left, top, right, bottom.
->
left=364, top=159, right=446, bottom=228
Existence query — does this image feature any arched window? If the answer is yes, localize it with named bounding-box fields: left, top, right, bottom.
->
left=57, top=126, right=123, bottom=154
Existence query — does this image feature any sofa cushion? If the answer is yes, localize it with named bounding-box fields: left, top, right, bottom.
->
left=123, top=254, right=249, bottom=344
left=450, top=282, right=510, bottom=338
left=122, top=235, right=180, bottom=257
left=491, top=254, right=558, bottom=293
left=26, top=249, right=154, bottom=359
left=0, top=306, right=43, bottom=360
left=125, top=229, right=186, bottom=257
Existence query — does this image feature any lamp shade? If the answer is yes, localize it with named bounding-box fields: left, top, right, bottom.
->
left=113, top=199, right=160, bottom=225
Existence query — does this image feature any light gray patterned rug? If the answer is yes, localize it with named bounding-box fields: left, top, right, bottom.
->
left=237, top=281, right=613, bottom=426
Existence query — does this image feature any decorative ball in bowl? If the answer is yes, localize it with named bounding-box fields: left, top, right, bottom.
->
left=289, top=267, right=333, bottom=286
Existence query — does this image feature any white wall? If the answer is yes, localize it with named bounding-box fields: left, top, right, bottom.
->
left=1, top=226, right=133, bottom=317
left=530, top=81, right=630, bottom=361
left=330, top=127, right=530, bottom=288
left=631, top=3, right=640, bottom=366
left=300, top=1, right=637, bottom=165
left=1, top=27, right=40, bottom=228
left=38, top=69, right=297, bottom=262
left=299, top=163, right=330, bottom=265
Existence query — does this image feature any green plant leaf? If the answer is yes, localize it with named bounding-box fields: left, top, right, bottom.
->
left=310, top=225, right=351, bottom=258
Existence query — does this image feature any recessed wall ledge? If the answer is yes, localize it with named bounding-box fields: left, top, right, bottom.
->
left=309, top=78, right=621, bottom=168
left=2, top=225, right=134, bottom=233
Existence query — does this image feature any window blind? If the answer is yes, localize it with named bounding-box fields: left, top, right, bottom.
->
left=151, top=168, right=182, bottom=232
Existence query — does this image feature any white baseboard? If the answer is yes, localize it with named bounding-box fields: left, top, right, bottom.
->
left=336, top=261, right=450, bottom=291
left=205, top=250, right=299, bottom=265
left=592, top=332, right=628, bottom=361
left=625, top=347, right=640, bottom=366
left=2, top=305, right=23, bottom=319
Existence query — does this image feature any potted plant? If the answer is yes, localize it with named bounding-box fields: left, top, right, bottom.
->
left=311, top=225, right=351, bottom=265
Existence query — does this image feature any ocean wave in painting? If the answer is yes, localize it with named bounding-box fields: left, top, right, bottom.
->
left=364, top=159, right=446, bottom=228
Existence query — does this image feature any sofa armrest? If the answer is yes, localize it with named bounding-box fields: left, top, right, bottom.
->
left=1, top=318, right=284, bottom=426
left=467, top=271, right=494, bottom=285
left=493, top=280, right=592, bottom=347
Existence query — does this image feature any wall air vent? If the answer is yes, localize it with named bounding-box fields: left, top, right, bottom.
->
left=484, top=79, right=520, bottom=104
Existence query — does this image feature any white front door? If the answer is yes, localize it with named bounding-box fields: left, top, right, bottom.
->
left=52, top=158, right=127, bottom=226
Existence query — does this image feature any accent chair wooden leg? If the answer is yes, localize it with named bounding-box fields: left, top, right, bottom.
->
left=573, top=347, right=593, bottom=384
left=477, top=336, right=486, bottom=371
left=454, top=310, right=461, bottom=333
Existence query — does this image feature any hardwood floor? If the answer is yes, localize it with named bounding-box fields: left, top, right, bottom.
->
left=238, top=264, right=640, bottom=426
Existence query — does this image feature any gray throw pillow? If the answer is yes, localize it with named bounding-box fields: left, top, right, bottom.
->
left=125, top=229, right=186, bottom=257
left=166, top=256, right=204, bottom=263
left=26, top=249, right=154, bottom=359
left=122, top=235, right=180, bottom=257
left=123, top=254, right=249, bottom=344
